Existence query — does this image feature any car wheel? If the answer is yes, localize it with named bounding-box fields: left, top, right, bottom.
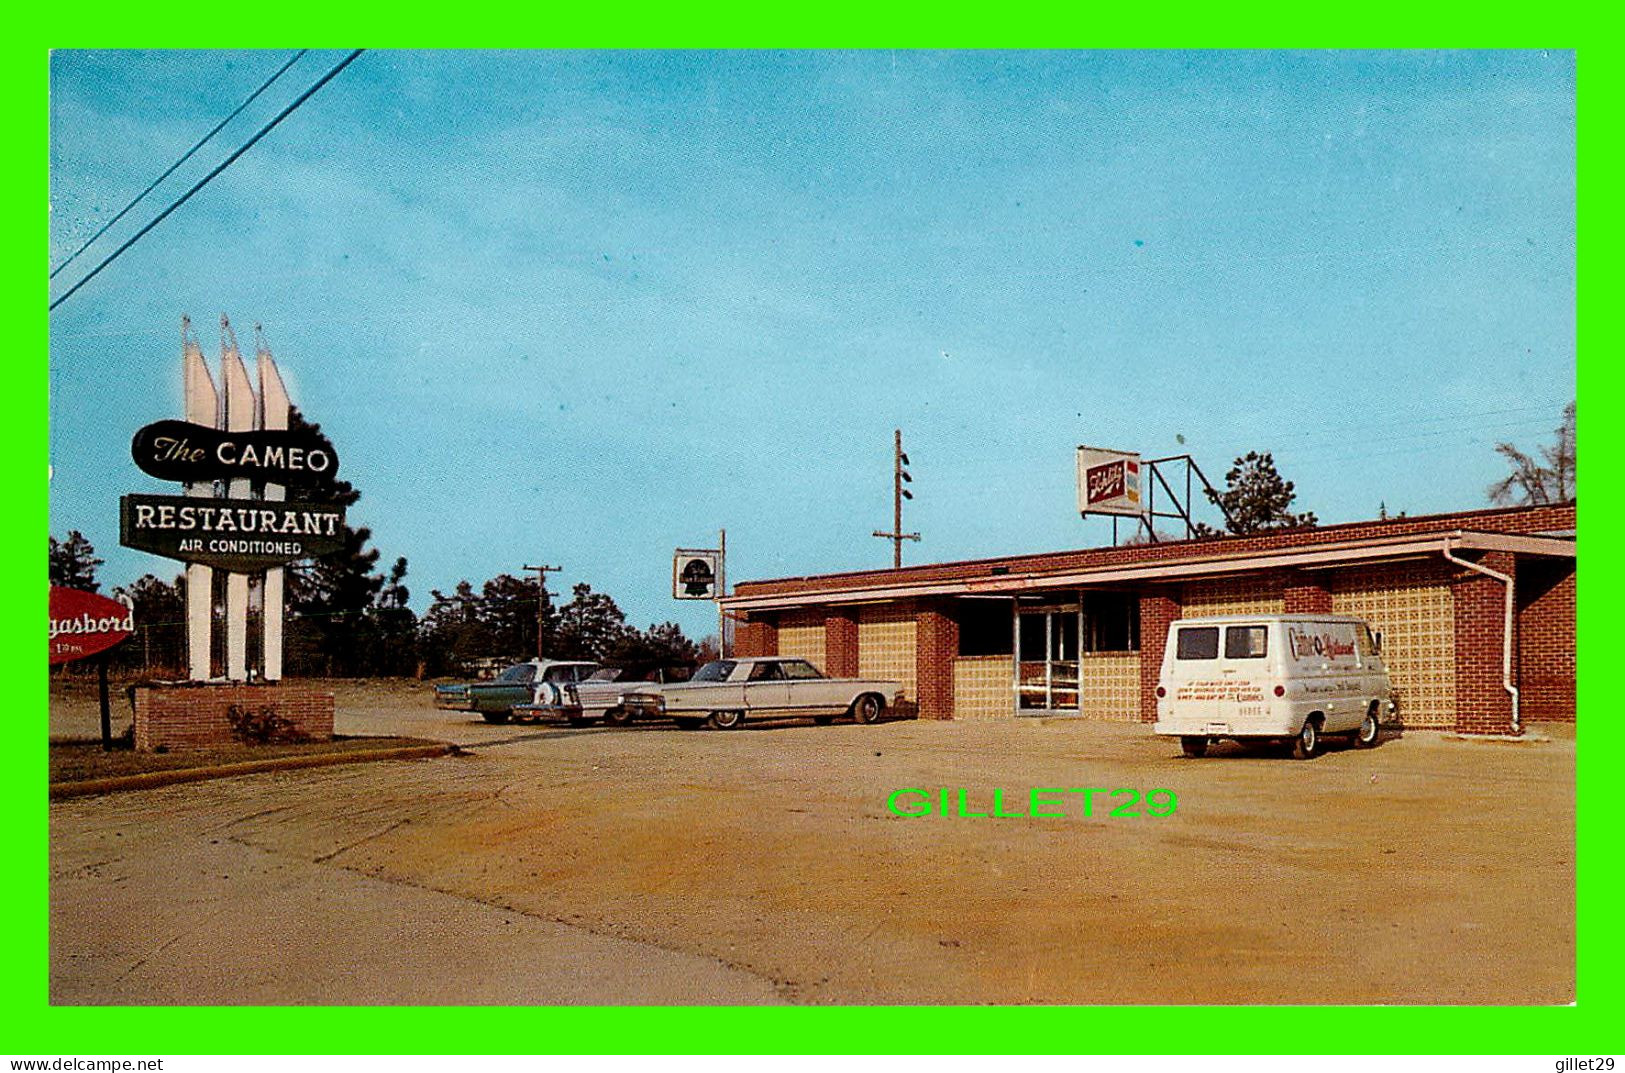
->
left=1180, top=735, right=1208, bottom=758
left=709, top=709, right=745, bottom=730
left=481, top=711, right=510, bottom=725
left=850, top=694, right=884, bottom=724
left=1291, top=717, right=1321, bottom=760
left=1354, top=706, right=1380, bottom=748
left=813, top=715, right=835, bottom=726
left=675, top=717, right=705, bottom=731
left=604, top=707, right=634, bottom=727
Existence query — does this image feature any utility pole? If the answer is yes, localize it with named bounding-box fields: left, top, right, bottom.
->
left=872, top=428, right=920, bottom=568
left=523, top=563, right=561, bottom=659
left=717, top=528, right=728, bottom=659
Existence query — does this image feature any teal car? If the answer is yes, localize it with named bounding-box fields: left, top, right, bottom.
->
left=433, top=659, right=599, bottom=723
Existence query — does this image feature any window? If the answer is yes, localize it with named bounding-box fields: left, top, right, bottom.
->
left=498, top=663, right=536, bottom=683
left=1082, top=593, right=1140, bottom=652
left=748, top=661, right=784, bottom=681
left=1225, top=626, right=1268, bottom=659
left=781, top=660, right=824, bottom=680
left=956, top=601, right=1015, bottom=657
left=1176, top=627, right=1220, bottom=660
left=692, top=660, right=736, bottom=682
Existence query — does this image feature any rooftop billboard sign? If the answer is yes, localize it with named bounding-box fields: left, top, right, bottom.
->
left=1076, top=446, right=1143, bottom=517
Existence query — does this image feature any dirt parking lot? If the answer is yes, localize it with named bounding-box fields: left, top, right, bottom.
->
left=49, top=681, right=1575, bottom=1005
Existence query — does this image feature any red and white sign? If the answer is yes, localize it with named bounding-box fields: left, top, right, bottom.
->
left=49, top=586, right=135, bottom=664
left=1075, top=446, right=1143, bottom=516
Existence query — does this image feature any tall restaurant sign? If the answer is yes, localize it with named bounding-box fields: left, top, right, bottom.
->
left=118, top=316, right=335, bottom=682
left=49, top=587, right=135, bottom=665
left=1075, top=446, right=1143, bottom=517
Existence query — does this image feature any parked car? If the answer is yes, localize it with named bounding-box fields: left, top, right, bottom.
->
left=620, top=656, right=904, bottom=730
left=510, top=666, right=664, bottom=727
left=1153, top=614, right=1395, bottom=759
left=433, top=659, right=599, bottom=724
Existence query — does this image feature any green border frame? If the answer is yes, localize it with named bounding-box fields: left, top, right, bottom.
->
left=15, top=22, right=1615, bottom=1054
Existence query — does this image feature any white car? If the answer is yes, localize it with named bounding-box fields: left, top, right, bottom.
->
left=621, top=656, right=904, bottom=731
left=1153, top=614, right=1395, bottom=759
left=511, top=666, right=664, bottom=727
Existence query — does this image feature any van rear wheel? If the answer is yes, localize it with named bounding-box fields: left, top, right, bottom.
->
left=1291, top=718, right=1321, bottom=760
left=1354, top=707, right=1380, bottom=748
left=1180, top=736, right=1209, bottom=758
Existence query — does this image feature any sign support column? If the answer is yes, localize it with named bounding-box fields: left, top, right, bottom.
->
left=257, top=328, right=290, bottom=681
left=181, top=319, right=217, bottom=680
left=220, top=317, right=256, bottom=681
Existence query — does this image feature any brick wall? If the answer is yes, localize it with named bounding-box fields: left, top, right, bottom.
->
left=1138, top=591, right=1182, bottom=723
left=916, top=605, right=958, bottom=720
left=1452, top=551, right=1517, bottom=735
left=733, top=617, right=778, bottom=658
left=1282, top=571, right=1334, bottom=613
left=1518, top=559, right=1576, bottom=723
left=825, top=610, right=859, bottom=678
left=132, top=682, right=334, bottom=752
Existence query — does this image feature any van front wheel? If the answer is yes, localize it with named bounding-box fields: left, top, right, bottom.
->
left=1291, top=718, right=1321, bottom=760
left=1180, top=736, right=1209, bottom=758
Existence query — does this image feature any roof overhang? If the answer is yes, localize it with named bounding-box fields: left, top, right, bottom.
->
left=721, top=530, right=1575, bottom=613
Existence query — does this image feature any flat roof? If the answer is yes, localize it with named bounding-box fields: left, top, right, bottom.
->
left=723, top=503, right=1576, bottom=613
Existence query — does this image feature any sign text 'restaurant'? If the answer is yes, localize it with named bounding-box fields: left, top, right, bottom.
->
left=120, top=493, right=346, bottom=572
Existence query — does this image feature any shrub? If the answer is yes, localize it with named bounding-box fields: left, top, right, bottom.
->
left=225, top=703, right=310, bottom=745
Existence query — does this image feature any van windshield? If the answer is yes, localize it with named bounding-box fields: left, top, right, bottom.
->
left=1175, top=627, right=1219, bottom=660
left=1225, top=626, right=1268, bottom=659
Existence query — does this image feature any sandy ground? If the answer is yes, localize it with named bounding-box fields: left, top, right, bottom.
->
left=49, top=679, right=1576, bottom=1005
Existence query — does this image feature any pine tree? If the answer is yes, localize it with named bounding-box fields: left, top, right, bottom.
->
left=49, top=531, right=103, bottom=592
left=553, top=583, right=630, bottom=661
left=1195, top=451, right=1317, bottom=536
left=282, top=407, right=390, bottom=675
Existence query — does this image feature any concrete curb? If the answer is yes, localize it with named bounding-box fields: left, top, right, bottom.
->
left=49, top=743, right=460, bottom=800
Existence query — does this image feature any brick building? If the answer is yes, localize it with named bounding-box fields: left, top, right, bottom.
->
left=722, top=503, right=1576, bottom=735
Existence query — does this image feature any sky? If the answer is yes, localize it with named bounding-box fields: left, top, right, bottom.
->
left=47, top=50, right=1577, bottom=640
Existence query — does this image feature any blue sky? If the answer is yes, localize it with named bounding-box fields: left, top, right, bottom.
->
left=48, top=50, right=1576, bottom=639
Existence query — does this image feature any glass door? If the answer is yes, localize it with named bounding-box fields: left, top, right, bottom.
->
left=1015, top=604, right=1080, bottom=713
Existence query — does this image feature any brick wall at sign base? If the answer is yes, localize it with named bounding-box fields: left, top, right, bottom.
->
left=131, top=682, right=335, bottom=752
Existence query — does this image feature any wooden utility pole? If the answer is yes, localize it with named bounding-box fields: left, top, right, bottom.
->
left=717, top=528, right=728, bottom=658
left=523, top=563, right=561, bottom=659
left=872, top=428, right=920, bottom=568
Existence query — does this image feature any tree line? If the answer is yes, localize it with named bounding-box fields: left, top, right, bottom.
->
left=48, top=537, right=710, bottom=680
left=52, top=401, right=1573, bottom=678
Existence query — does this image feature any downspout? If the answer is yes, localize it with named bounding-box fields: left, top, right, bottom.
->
left=1442, top=535, right=1520, bottom=734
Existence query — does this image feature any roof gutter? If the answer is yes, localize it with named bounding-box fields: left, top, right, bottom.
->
left=1441, top=536, right=1520, bottom=735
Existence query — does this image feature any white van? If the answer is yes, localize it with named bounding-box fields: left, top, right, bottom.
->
left=1154, top=614, right=1395, bottom=759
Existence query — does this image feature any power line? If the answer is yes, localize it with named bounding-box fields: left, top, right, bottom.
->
left=49, top=49, right=365, bottom=313
left=49, top=50, right=309, bottom=281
